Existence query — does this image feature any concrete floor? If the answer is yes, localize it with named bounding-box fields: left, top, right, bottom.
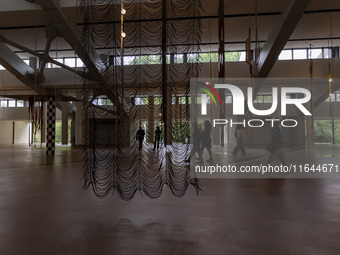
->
left=1, top=144, right=340, bottom=255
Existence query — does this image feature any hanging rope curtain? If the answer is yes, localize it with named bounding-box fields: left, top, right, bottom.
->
left=80, top=0, right=202, bottom=200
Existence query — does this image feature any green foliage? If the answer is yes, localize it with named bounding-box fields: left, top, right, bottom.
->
left=99, top=98, right=113, bottom=105
left=314, top=120, right=334, bottom=143
left=130, top=55, right=162, bottom=65
left=55, top=122, right=71, bottom=144
left=225, top=52, right=239, bottom=61
left=335, top=121, right=340, bottom=144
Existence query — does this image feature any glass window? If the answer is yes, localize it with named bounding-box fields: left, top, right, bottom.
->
left=225, top=52, right=239, bottom=62
left=325, top=94, right=336, bottom=102
left=278, top=50, right=292, bottom=60
left=0, top=100, right=7, bottom=107
left=135, top=97, right=148, bottom=105
left=335, top=120, right=340, bottom=144
left=309, top=48, right=322, bottom=59
left=239, top=51, right=246, bottom=61
left=172, top=97, right=176, bottom=104
left=23, top=59, right=30, bottom=65
left=175, top=54, right=183, bottom=64
left=154, top=97, right=162, bottom=105
left=293, top=49, right=307, bottom=60
left=254, top=96, right=263, bottom=103
left=123, top=56, right=134, bottom=65
left=225, top=95, right=232, bottom=104
left=199, top=53, right=218, bottom=63
left=178, top=96, right=189, bottom=104
left=64, top=58, right=76, bottom=67
left=8, top=100, right=15, bottom=107
left=17, top=100, right=24, bottom=107
left=187, top=53, right=199, bottom=63
left=323, top=48, right=331, bottom=59
left=336, top=93, right=340, bottom=102
left=263, top=95, right=272, bottom=103
left=76, top=58, right=84, bottom=67
left=0, top=65, right=5, bottom=70
left=314, top=120, right=332, bottom=143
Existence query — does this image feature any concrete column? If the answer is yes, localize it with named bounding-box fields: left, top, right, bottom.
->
left=166, top=87, right=172, bottom=145
left=61, top=101, right=68, bottom=145
left=75, top=91, right=83, bottom=146
left=41, top=102, right=46, bottom=143
left=46, top=96, right=56, bottom=155
left=148, top=96, right=154, bottom=144
left=306, top=82, right=314, bottom=146
left=71, top=117, right=75, bottom=146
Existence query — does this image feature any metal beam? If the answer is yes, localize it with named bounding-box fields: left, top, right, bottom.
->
left=256, top=0, right=311, bottom=79
left=0, top=42, right=46, bottom=94
left=313, top=80, right=340, bottom=109
left=36, top=0, right=127, bottom=118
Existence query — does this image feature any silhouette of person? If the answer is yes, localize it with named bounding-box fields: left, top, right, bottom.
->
left=136, top=126, right=145, bottom=150
left=267, top=121, right=287, bottom=165
left=153, top=126, right=162, bottom=150
left=185, top=122, right=202, bottom=162
left=231, top=124, right=246, bottom=157
left=200, top=120, right=213, bottom=163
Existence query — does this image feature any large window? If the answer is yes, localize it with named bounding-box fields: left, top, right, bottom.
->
left=314, top=120, right=333, bottom=143
left=293, top=49, right=307, bottom=60
left=314, top=119, right=340, bottom=144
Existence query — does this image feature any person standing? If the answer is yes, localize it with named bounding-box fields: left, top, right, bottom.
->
left=200, top=120, right=213, bottom=163
left=267, top=121, right=287, bottom=165
left=136, top=126, right=145, bottom=150
left=153, top=126, right=162, bottom=150
left=231, top=124, right=246, bottom=157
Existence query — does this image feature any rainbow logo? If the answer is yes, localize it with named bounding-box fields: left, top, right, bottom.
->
left=197, top=82, right=222, bottom=107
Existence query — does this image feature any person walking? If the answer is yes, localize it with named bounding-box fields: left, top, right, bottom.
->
left=200, top=120, right=213, bottom=163
left=136, top=126, right=145, bottom=150
left=185, top=122, right=202, bottom=163
left=231, top=124, right=246, bottom=157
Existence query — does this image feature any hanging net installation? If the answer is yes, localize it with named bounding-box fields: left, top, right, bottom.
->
left=80, top=0, right=202, bottom=200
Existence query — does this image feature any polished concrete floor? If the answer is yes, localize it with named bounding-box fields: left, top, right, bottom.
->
left=1, top=144, right=340, bottom=255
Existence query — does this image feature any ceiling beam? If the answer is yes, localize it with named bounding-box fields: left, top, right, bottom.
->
left=35, top=0, right=128, bottom=118
left=256, top=0, right=311, bottom=80
left=313, top=80, right=340, bottom=109
left=0, top=42, right=46, bottom=95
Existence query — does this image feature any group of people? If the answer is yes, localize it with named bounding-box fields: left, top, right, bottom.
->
left=186, top=120, right=213, bottom=164
left=136, top=120, right=287, bottom=166
left=230, top=121, right=287, bottom=165
left=136, top=126, right=162, bottom=150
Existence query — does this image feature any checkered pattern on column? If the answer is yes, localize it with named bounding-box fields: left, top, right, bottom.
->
left=46, top=97, right=56, bottom=155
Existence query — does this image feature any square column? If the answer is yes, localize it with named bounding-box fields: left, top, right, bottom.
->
left=46, top=96, right=56, bottom=155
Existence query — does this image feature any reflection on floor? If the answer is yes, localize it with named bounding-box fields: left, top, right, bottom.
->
left=0, top=144, right=340, bottom=255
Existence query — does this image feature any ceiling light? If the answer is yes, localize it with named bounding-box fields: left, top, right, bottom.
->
left=121, top=32, right=126, bottom=38
left=121, top=9, right=126, bottom=14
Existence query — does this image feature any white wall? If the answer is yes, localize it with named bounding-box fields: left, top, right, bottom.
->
left=0, top=121, right=13, bottom=144
left=0, top=121, right=30, bottom=145
left=14, top=122, right=30, bottom=144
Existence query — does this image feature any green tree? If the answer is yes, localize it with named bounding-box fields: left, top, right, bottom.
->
left=314, top=120, right=332, bottom=143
